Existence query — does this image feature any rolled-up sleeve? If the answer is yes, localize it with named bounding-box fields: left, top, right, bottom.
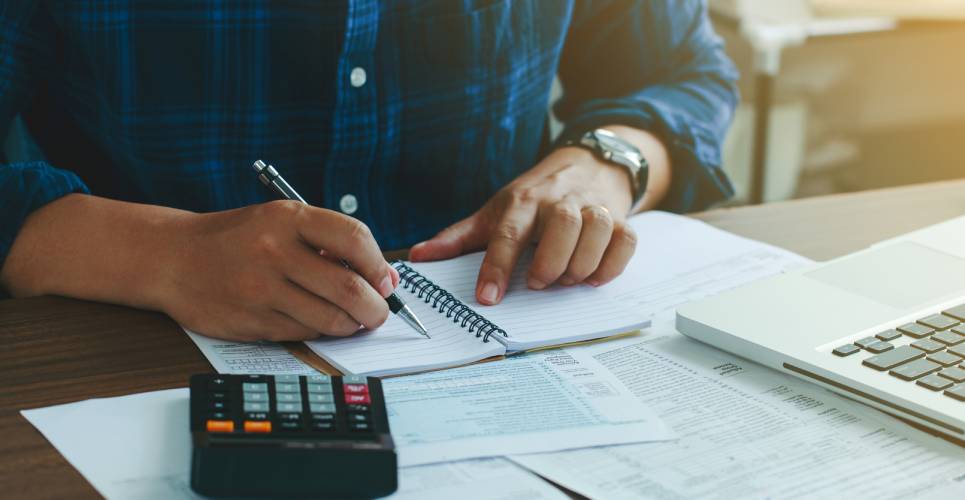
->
left=0, top=2, right=90, bottom=272
left=555, top=0, right=739, bottom=212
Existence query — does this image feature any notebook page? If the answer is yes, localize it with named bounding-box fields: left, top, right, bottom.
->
left=304, top=289, right=505, bottom=377
left=408, top=251, right=650, bottom=351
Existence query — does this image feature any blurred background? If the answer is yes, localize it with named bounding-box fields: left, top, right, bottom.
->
left=707, top=0, right=965, bottom=205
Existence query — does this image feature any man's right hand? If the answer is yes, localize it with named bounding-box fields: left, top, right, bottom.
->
left=0, top=195, right=398, bottom=342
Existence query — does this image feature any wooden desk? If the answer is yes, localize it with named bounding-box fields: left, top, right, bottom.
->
left=3, top=179, right=964, bottom=497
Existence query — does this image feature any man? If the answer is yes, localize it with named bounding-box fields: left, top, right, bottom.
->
left=0, top=1, right=737, bottom=341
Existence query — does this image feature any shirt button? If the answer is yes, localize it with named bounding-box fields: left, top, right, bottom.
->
left=339, top=194, right=359, bottom=215
left=349, top=67, right=367, bottom=88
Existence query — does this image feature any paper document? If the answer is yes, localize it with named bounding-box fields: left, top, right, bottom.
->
left=21, top=389, right=567, bottom=499
left=384, top=347, right=673, bottom=466
left=507, top=229, right=965, bottom=499
left=184, top=330, right=317, bottom=375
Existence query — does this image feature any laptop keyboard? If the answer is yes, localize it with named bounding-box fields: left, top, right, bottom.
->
left=833, top=304, right=965, bottom=401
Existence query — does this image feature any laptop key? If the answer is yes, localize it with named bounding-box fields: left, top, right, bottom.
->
left=948, top=345, right=965, bottom=358
left=890, top=359, right=941, bottom=381
left=863, top=346, right=925, bottom=371
left=944, top=384, right=965, bottom=402
left=897, top=323, right=934, bottom=338
left=833, top=344, right=861, bottom=357
left=938, top=366, right=965, bottom=383
left=918, top=314, right=959, bottom=331
left=876, top=329, right=902, bottom=342
left=932, top=330, right=965, bottom=346
left=865, top=341, right=894, bottom=354
left=927, top=351, right=962, bottom=367
left=910, top=339, right=945, bottom=354
left=854, top=336, right=879, bottom=349
left=917, top=374, right=954, bottom=391
left=942, top=304, right=965, bottom=321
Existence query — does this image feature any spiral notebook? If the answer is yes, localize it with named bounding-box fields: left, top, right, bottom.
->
left=304, top=250, right=650, bottom=376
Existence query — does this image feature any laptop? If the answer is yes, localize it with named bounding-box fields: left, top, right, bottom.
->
left=676, top=215, right=965, bottom=440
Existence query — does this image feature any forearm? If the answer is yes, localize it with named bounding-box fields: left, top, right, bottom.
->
left=602, top=124, right=671, bottom=214
left=0, top=193, right=192, bottom=310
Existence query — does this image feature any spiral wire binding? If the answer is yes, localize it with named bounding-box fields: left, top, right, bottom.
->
left=393, top=261, right=508, bottom=342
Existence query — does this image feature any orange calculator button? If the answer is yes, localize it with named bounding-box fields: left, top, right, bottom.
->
left=206, top=420, right=235, bottom=433
left=244, top=421, right=272, bottom=433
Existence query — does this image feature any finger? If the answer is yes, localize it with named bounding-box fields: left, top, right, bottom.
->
left=263, top=310, right=330, bottom=342
left=410, top=214, right=488, bottom=262
left=291, top=205, right=393, bottom=297
left=585, top=221, right=638, bottom=287
left=272, top=282, right=362, bottom=337
left=527, top=202, right=582, bottom=289
left=561, top=206, right=613, bottom=285
left=285, top=244, right=390, bottom=329
left=476, top=199, right=538, bottom=305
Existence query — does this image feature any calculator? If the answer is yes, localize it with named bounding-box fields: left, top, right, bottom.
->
left=189, top=373, right=397, bottom=498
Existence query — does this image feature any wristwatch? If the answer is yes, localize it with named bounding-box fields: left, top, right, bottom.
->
left=564, top=128, right=649, bottom=206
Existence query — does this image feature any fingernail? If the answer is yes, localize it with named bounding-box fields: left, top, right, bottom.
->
left=378, top=275, right=394, bottom=297
left=559, top=277, right=575, bottom=286
left=480, top=282, right=499, bottom=304
left=587, top=279, right=601, bottom=287
left=527, top=277, right=547, bottom=290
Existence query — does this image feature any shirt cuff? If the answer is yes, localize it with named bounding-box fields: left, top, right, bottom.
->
left=0, top=161, right=89, bottom=280
left=555, top=100, right=735, bottom=214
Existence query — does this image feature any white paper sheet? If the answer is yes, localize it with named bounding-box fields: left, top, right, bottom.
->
left=184, top=330, right=317, bottom=375
left=507, top=235, right=965, bottom=499
left=21, top=390, right=568, bottom=499
left=384, top=347, right=673, bottom=466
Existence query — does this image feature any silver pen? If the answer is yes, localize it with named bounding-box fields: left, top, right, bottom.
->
left=252, top=159, right=431, bottom=339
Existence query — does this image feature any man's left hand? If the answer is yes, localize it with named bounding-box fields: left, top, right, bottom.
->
left=410, top=141, right=645, bottom=305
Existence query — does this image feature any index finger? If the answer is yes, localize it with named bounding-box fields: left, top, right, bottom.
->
left=476, top=202, right=538, bottom=305
left=294, top=206, right=393, bottom=297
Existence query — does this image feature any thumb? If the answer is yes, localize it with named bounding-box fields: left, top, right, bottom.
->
left=410, top=214, right=487, bottom=262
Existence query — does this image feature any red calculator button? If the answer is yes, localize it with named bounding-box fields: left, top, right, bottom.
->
left=206, top=420, right=235, bottom=433
left=244, top=421, right=272, bottom=433
left=344, top=393, right=371, bottom=404
left=343, top=384, right=369, bottom=394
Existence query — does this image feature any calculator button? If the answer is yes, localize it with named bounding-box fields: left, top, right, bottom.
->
left=244, top=421, right=272, bottom=433
left=309, top=403, right=336, bottom=413
left=209, top=412, right=230, bottom=420
left=242, top=382, right=268, bottom=393
left=245, top=412, right=269, bottom=421
left=343, top=383, right=369, bottom=394
left=274, top=375, right=300, bottom=383
left=347, top=413, right=370, bottom=423
left=917, top=374, right=954, bottom=391
left=274, top=383, right=300, bottom=394
left=832, top=344, right=860, bottom=357
left=345, top=404, right=370, bottom=413
left=306, top=383, right=333, bottom=394
left=209, top=401, right=228, bottom=411
left=276, top=393, right=302, bottom=403
left=307, top=393, right=335, bottom=403
left=307, top=375, right=332, bottom=382
left=897, top=323, right=934, bottom=338
left=876, top=329, right=902, bottom=342
left=242, top=392, right=268, bottom=402
left=349, top=422, right=372, bottom=432
left=311, top=421, right=336, bottom=431
left=206, top=420, right=235, bottom=433
left=278, top=421, right=301, bottom=431
left=276, top=402, right=302, bottom=413
left=345, top=393, right=371, bottom=404
left=278, top=413, right=302, bottom=421
left=342, top=375, right=368, bottom=385
left=243, top=402, right=269, bottom=412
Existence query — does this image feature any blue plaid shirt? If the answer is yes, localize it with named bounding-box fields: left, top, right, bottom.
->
left=0, top=0, right=737, bottom=272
